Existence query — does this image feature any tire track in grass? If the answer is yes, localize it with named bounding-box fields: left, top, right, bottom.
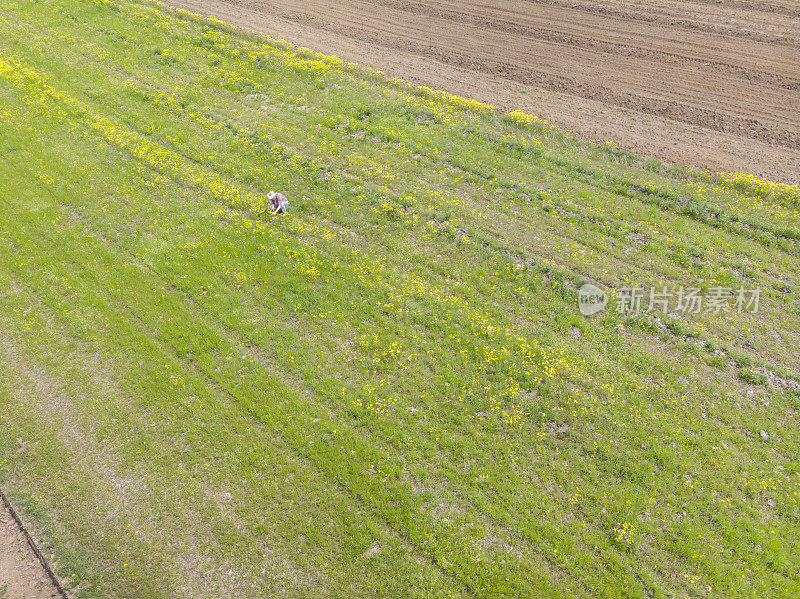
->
left=64, top=55, right=799, bottom=369
left=7, top=0, right=800, bottom=328
left=0, top=181, right=511, bottom=598
left=0, top=55, right=481, bottom=594
left=0, top=98, right=558, bottom=597
left=4, top=91, right=720, bottom=599
left=0, top=54, right=628, bottom=596
left=7, top=20, right=797, bottom=393
left=12, top=21, right=798, bottom=403
left=3, top=14, right=796, bottom=596
left=0, top=171, right=476, bottom=598
left=441, top=127, right=800, bottom=251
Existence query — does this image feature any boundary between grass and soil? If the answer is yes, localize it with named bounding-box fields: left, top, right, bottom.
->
left=0, top=485, right=70, bottom=599
left=144, top=0, right=800, bottom=200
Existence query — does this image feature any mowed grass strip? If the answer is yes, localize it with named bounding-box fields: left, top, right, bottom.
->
left=0, top=0, right=798, bottom=597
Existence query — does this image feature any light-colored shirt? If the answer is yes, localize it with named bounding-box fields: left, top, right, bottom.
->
left=271, top=193, right=288, bottom=209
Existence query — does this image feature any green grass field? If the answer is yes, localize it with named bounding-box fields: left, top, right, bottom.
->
left=0, top=0, right=799, bottom=596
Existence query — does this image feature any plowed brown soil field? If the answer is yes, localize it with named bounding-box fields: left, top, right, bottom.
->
left=164, top=0, right=800, bottom=183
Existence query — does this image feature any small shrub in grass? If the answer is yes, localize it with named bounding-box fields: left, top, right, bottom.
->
left=775, top=227, right=800, bottom=241
left=664, top=318, right=701, bottom=339
left=625, top=313, right=661, bottom=336
left=550, top=278, right=575, bottom=301
left=739, top=365, right=767, bottom=386
left=355, top=106, right=374, bottom=121
left=774, top=185, right=800, bottom=208
left=377, top=200, right=403, bottom=221
left=683, top=341, right=700, bottom=356
left=718, top=172, right=800, bottom=208
left=706, top=354, right=728, bottom=370
left=612, top=522, right=637, bottom=552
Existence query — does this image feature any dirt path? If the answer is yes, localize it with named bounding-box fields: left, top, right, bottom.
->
left=163, top=0, right=800, bottom=184
left=0, top=493, right=63, bottom=599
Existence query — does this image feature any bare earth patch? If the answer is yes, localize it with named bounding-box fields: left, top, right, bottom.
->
left=0, top=494, right=62, bottom=599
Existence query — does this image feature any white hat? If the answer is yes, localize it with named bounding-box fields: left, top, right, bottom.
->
left=267, top=191, right=276, bottom=200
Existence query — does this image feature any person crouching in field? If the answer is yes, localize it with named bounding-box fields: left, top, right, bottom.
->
left=268, top=191, right=288, bottom=215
